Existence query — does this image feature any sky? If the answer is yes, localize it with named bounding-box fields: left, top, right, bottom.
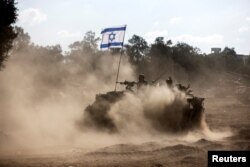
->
left=16, top=0, right=250, bottom=54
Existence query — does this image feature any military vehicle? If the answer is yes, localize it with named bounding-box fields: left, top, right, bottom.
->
left=81, top=75, right=205, bottom=134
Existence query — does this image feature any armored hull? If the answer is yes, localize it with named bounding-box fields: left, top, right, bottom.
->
left=82, top=85, right=205, bottom=134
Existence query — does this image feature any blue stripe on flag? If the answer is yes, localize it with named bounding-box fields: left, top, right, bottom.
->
left=100, top=42, right=124, bottom=48
left=101, top=27, right=126, bottom=34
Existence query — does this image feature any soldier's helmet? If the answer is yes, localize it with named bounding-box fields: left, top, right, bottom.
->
left=139, top=74, right=145, bottom=82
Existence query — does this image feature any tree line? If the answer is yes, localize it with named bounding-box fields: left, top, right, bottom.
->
left=0, top=0, right=17, bottom=69
left=1, top=0, right=249, bottom=87
left=7, top=28, right=249, bottom=85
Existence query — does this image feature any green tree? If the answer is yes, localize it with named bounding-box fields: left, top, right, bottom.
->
left=12, top=26, right=31, bottom=51
left=222, top=47, right=236, bottom=56
left=0, top=0, right=18, bottom=69
left=172, top=42, right=202, bottom=74
left=126, top=35, right=149, bottom=63
left=69, top=31, right=100, bottom=54
left=149, top=37, right=172, bottom=57
left=221, top=47, right=242, bottom=71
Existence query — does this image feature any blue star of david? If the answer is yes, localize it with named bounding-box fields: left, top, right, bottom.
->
left=109, top=32, right=116, bottom=42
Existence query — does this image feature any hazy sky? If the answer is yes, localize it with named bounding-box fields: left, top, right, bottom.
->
left=16, top=0, right=250, bottom=54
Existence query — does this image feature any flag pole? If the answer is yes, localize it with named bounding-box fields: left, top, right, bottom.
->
left=114, top=50, right=123, bottom=91
left=114, top=25, right=126, bottom=91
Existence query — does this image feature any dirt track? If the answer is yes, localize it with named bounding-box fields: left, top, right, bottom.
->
left=0, top=95, right=250, bottom=167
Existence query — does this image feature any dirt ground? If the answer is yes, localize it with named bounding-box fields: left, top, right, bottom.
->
left=0, top=95, right=250, bottom=167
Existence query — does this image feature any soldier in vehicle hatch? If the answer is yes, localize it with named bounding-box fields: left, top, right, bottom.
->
left=117, top=74, right=148, bottom=91
left=137, top=74, right=148, bottom=89
left=116, top=80, right=137, bottom=92
left=176, top=83, right=193, bottom=96
left=177, top=83, right=190, bottom=92
left=166, top=76, right=173, bottom=88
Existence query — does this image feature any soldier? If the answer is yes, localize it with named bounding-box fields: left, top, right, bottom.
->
left=137, top=74, right=148, bottom=89
left=176, top=83, right=193, bottom=96
left=166, top=76, right=173, bottom=88
left=177, top=83, right=190, bottom=92
left=117, top=80, right=137, bottom=92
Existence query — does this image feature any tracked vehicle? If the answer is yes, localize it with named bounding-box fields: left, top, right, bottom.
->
left=81, top=75, right=205, bottom=134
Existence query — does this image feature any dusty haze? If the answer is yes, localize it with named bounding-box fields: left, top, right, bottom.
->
left=0, top=49, right=232, bottom=156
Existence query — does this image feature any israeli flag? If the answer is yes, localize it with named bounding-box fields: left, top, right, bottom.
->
left=100, top=25, right=126, bottom=49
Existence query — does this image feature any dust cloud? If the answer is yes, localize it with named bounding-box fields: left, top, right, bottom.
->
left=0, top=49, right=231, bottom=156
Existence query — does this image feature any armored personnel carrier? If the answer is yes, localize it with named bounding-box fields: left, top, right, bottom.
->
left=81, top=75, right=205, bottom=134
